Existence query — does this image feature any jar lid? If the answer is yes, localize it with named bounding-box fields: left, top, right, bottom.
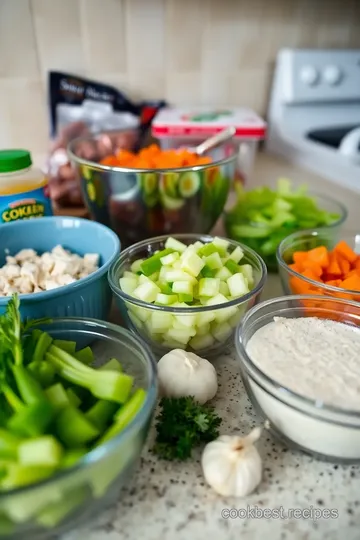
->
left=0, top=150, right=32, bottom=173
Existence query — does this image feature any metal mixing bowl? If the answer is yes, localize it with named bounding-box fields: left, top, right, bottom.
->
left=68, top=130, right=237, bottom=248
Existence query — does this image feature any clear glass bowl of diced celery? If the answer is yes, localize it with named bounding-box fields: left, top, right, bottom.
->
left=0, top=315, right=157, bottom=539
left=224, top=178, right=347, bottom=272
left=108, top=234, right=267, bottom=357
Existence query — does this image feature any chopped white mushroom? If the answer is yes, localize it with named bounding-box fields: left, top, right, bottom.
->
left=0, top=245, right=100, bottom=297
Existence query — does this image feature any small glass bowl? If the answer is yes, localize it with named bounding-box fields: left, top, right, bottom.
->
left=235, top=295, right=360, bottom=463
left=277, top=229, right=360, bottom=302
left=108, top=234, right=267, bottom=356
left=225, top=191, right=347, bottom=272
left=0, top=319, right=157, bottom=540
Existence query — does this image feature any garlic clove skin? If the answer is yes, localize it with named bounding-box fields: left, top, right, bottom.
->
left=157, top=349, right=218, bottom=405
left=201, top=430, right=263, bottom=497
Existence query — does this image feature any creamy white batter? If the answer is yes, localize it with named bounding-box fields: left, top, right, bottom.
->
left=246, top=316, right=360, bottom=411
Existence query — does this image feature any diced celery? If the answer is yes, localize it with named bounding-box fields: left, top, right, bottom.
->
left=36, top=487, right=88, bottom=528
left=33, top=331, right=53, bottom=363
left=165, top=237, right=187, bottom=253
left=119, top=277, right=138, bottom=295
left=133, top=281, right=161, bottom=303
left=228, top=246, right=244, bottom=263
left=138, top=273, right=152, bottom=284
left=56, top=406, right=100, bottom=447
left=159, top=265, right=170, bottom=282
left=193, top=241, right=204, bottom=251
left=172, top=319, right=191, bottom=330
left=165, top=269, right=196, bottom=283
left=212, top=321, right=232, bottom=342
left=239, top=264, right=255, bottom=287
left=201, top=264, right=216, bottom=278
left=160, top=252, right=179, bottom=265
left=66, top=388, right=82, bottom=407
left=127, top=304, right=151, bottom=322
left=189, top=334, right=215, bottom=350
left=162, top=339, right=186, bottom=349
left=205, top=293, right=228, bottom=306
left=3, top=476, right=61, bottom=522
left=180, top=251, right=205, bottom=277
left=219, top=281, right=230, bottom=297
left=172, top=280, right=193, bottom=295
left=85, top=400, right=118, bottom=431
left=180, top=245, right=196, bottom=260
left=198, top=243, right=217, bottom=257
left=198, top=278, right=220, bottom=297
left=140, top=248, right=173, bottom=276
left=227, top=273, right=249, bottom=297
left=215, top=266, right=233, bottom=281
left=18, top=436, right=63, bottom=467
left=8, top=401, right=54, bottom=438
left=45, top=383, right=70, bottom=410
left=130, top=258, right=144, bottom=273
left=215, top=305, right=238, bottom=324
left=196, top=311, right=216, bottom=326
left=173, top=304, right=197, bottom=328
left=155, top=293, right=178, bottom=305
left=1, top=463, right=55, bottom=490
left=75, top=346, right=94, bottom=365
left=99, top=358, right=122, bottom=372
left=203, top=252, right=223, bottom=270
left=149, top=272, right=160, bottom=282
left=150, top=311, right=173, bottom=332
left=172, top=260, right=182, bottom=269
left=123, top=270, right=135, bottom=278
left=53, top=339, right=76, bottom=354
left=225, top=259, right=240, bottom=274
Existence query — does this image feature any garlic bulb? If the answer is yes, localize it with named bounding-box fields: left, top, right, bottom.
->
left=157, top=349, right=218, bottom=405
left=201, top=427, right=262, bottom=497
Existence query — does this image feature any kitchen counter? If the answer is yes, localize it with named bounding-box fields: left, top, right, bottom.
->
left=67, top=151, right=360, bottom=540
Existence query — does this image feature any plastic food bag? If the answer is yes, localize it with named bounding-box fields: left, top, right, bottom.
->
left=46, top=71, right=166, bottom=207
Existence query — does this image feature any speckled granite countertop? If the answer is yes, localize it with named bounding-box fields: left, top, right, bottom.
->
left=67, top=153, right=360, bottom=540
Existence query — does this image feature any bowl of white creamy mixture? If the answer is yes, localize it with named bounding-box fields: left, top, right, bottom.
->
left=235, top=295, right=360, bottom=462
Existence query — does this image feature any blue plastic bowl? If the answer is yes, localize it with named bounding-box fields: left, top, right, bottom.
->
left=0, top=216, right=120, bottom=320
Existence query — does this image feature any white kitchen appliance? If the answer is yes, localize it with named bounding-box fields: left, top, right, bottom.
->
left=266, top=49, right=360, bottom=192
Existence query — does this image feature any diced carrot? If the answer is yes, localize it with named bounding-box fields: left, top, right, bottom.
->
left=293, top=251, right=309, bottom=267
left=341, top=275, right=360, bottom=292
left=325, top=279, right=342, bottom=287
left=338, top=256, right=351, bottom=276
left=301, top=260, right=323, bottom=277
left=289, top=263, right=301, bottom=273
left=354, top=258, right=360, bottom=272
left=334, top=240, right=357, bottom=263
left=301, top=268, right=322, bottom=282
left=327, top=252, right=342, bottom=276
left=307, top=246, right=329, bottom=268
left=289, top=276, right=311, bottom=294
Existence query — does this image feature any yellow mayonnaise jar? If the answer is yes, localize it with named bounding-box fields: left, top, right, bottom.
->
left=0, top=150, right=53, bottom=223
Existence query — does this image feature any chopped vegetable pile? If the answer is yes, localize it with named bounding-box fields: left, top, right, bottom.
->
left=289, top=240, right=360, bottom=299
left=120, top=236, right=256, bottom=351
left=225, top=178, right=341, bottom=270
left=153, top=396, right=221, bottom=461
left=100, top=143, right=212, bottom=169
left=0, top=295, right=146, bottom=528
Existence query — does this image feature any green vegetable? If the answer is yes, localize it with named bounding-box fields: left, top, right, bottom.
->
left=225, top=179, right=340, bottom=271
left=74, top=346, right=94, bottom=365
left=56, top=406, right=100, bottom=447
left=18, top=436, right=63, bottom=467
left=140, top=248, right=174, bottom=276
left=85, top=400, right=118, bottom=431
left=153, top=396, right=221, bottom=460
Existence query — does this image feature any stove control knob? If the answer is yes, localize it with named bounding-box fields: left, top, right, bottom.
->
left=324, top=65, right=342, bottom=86
left=300, top=65, right=319, bottom=86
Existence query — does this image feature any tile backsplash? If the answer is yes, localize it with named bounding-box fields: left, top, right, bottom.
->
left=0, top=0, right=359, bottom=156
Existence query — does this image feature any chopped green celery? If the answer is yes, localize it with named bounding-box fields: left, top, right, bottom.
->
left=48, top=344, right=93, bottom=374
left=227, top=273, right=249, bottom=297
left=99, top=358, right=122, bottom=372
left=201, top=265, right=216, bottom=278
left=2, top=482, right=62, bottom=523
left=12, top=364, right=46, bottom=405
left=18, top=436, right=63, bottom=467
left=198, top=278, right=220, bottom=297
left=53, top=339, right=77, bottom=354
left=155, top=292, right=178, bottom=305
left=130, top=258, right=144, bottom=273
left=198, top=243, right=220, bottom=257
left=85, top=400, right=118, bottom=431
left=74, top=346, right=94, bottom=365
left=61, top=448, right=87, bottom=468
left=172, top=280, right=193, bottom=296
left=56, top=406, right=99, bottom=447
left=239, top=264, right=254, bottom=287
left=45, top=383, right=70, bottom=410
left=98, top=389, right=147, bottom=445
left=160, top=251, right=179, bottom=266
left=0, top=428, right=22, bottom=459
left=36, top=486, right=88, bottom=528
left=133, top=281, right=161, bottom=303
left=0, top=512, right=13, bottom=534
left=165, top=237, right=187, bottom=253
left=178, top=293, right=193, bottom=303
left=225, top=259, right=240, bottom=274
left=228, top=246, right=244, bottom=263
left=33, top=331, right=52, bottom=362
left=180, top=251, right=205, bottom=277
left=28, top=361, right=55, bottom=387
left=203, top=252, right=223, bottom=270
left=66, top=388, right=82, bottom=407
left=140, top=248, right=173, bottom=276
left=230, top=224, right=272, bottom=238
left=46, top=351, right=133, bottom=404
left=7, top=400, right=54, bottom=437
left=1, top=463, right=55, bottom=490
